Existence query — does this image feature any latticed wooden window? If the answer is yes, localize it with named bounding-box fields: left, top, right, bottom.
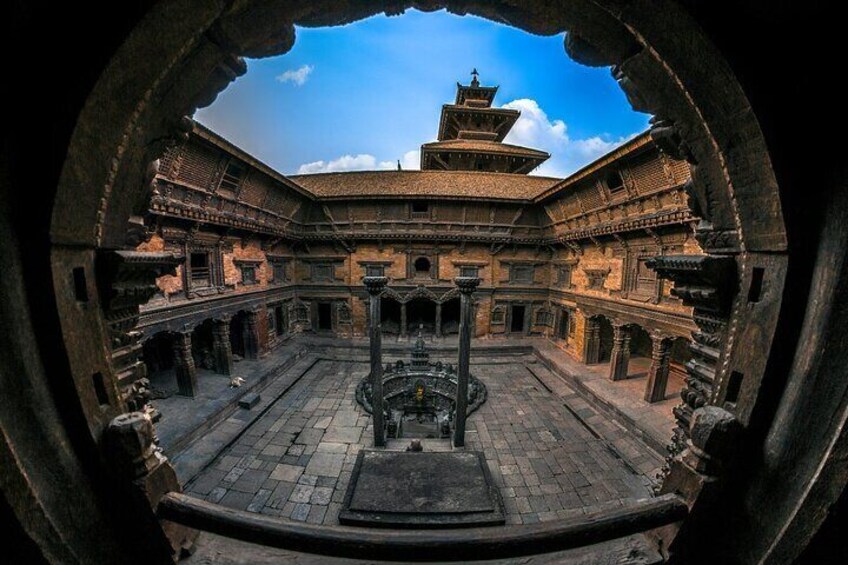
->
left=272, top=261, right=287, bottom=283
left=218, top=159, right=246, bottom=193
left=365, top=264, right=385, bottom=277
left=511, top=265, right=534, bottom=284
left=313, top=264, right=334, bottom=282
left=189, top=252, right=211, bottom=287
left=535, top=309, right=553, bottom=327
left=491, top=306, right=505, bottom=324
left=558, top=265, right=572, bottom=286
left=460, top=265, right=479, bottom=278
left=241, top=265, right=256, bottom=285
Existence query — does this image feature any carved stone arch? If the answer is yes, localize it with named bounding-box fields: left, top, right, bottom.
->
left=403, top=284, right=439, bottom=303
left=438, top=287, right=460, bottom=304
left=381, top=287, right=404, bottom=303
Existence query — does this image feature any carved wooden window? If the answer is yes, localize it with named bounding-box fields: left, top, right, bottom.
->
left=634, top=257, right=657, bottom=296
left=491, top=306, right=505, bottom=325
left=410, top=200, right=429, bottom=219
left=271, top=260, right=287, bottom=284
left=413, top=257, right=432, bottom=277
left=535, top=309, right=553, bottom=327
left=218, top=159, right=246, bottom=194
left=605, top=170, right=625, bottom=193
left=557, top=265, right=573, bottom=287
left=240, top=265, right=256, bottom=285
left=511, top=265, right=534, bottom=284
left=189, top=252, right=211, bottom=287
left=460, top=265, right=479, bottom=278
left=312, top=264, right=335, bottom=282
left=365, top=264, right=385, bottom=277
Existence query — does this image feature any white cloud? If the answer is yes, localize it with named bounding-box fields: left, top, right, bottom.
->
left=276, top=64, right=314, bottom=86
left=501, top=98, right=634, bottom=178
left=297, top=149, right=420, bottom=174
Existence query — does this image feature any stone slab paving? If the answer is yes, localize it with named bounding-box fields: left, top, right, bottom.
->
left=184, top=357, right=660, bottom=526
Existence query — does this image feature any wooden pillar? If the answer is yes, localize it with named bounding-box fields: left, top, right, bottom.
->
left=400, top=302, right=408, bottom=338
left=172, top=330, right=197, bottom=397
left=453, top=276, right=480, bottom=448
left=583, top=316, right=601, bottom=364
left=242, top=310, right=259, bottom=360
left=644, top=331, right=673, bottom=402
left=435, top=302, right=442, bottom=338
left=608, top=321, right=632, bottom=382
left=364, top=276, right=388, bottom=447
left=212, top=317, right=233, bottom=376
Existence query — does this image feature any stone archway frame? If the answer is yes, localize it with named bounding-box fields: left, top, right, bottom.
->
left=42, top=0, right=789, bottom=562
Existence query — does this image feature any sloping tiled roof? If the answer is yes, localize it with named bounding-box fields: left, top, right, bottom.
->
left=288, top=170, right=562, bottom=201
left=421, top=139, right=550, bottom=159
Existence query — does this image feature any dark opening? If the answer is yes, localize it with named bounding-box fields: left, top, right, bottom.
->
left=748, top=267, right=765, bottom=303
left=605, top=170, right=625, bottom=192
left=411, top=200, right=429, bottom=214
left=230, top=311, right=247, bottom=358
left=597, top=317, right=614, bottom=363
left=190, top=252, right=211, bottom=287
left=218, top=159, right=246, bottom=193
left=191, top=320, right=216, bottom=370
left=91, top=372, right=109, bottom=406
left=317, top=303, right=333, bottom=331
left=441, top=298, right=461, bottom=335
left=407, top=298, right=436, bottom=334
left=510, top=305, right=526, bottom=333
left=414, top=257, right=431, bottom=275
left=142, top=332, right=175, bottom=376
left=72, top=267, right=88, bottom=302
left=274, top=305, right=285, bottom=335
left=558, top=310, right=569, bottom=340
left=380, top=297, right=401, bottom=334
left=726, top=371, right=744, bottom=404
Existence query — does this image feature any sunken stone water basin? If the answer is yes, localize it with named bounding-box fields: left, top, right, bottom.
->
left=355, top=333, right=487, bottom=439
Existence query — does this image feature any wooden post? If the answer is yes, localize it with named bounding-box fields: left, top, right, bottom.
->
left=435, top=302, right=442, bottom=338
left=608, top=321, right=631, bottom=381
left=583, top=317, right=601, bottom=364
left=400, top=302, right=408, bottom=339
left=172, top=329, right=197, bottom=397
left=212, top=316, right=233, bottom=376
left=644, top=331, right=673, bottom=402
left=453, top=276, right=480, bottom=447
left=364, top=276, right=388, bottom=447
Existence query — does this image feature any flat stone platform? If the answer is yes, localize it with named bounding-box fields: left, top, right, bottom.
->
left=339, top=450, right=504, bottom=528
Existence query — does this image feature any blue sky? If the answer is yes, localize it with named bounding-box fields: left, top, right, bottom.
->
left=195, top=9, right=649, bottom=179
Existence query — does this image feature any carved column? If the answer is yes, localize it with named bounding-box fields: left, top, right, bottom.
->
left=364, top=276, right=388, bottom=447
left=583, top=316, right=601, bottom=364
left=242, top=309, right=259, bottom=360
left=211, top=317, right=233, bottom=376
left=96, top=249, right=182, bottom=413
left=104, top=412, right=197, bottom=559
left=172, top=330, right=197, bottom=398
left=644, top=331, right=673, bottom=403
left=453, top=276, right=480, bottom=448
left=647, top=254, right=737, bottom=475
left=435, top=302, right=442, bottom=338
left=608, top=322, right=632, bottom=381
left=400, top=302, right=408, bottom=338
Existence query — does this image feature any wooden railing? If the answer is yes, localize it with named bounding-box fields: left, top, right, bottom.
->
left=157, top=492, right=686, bottom=561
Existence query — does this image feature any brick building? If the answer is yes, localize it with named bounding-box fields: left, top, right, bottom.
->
left=137, top=76, right=698, bottom=406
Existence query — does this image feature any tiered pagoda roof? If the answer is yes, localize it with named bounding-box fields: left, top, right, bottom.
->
left=421, top=70, right=550, bottom=174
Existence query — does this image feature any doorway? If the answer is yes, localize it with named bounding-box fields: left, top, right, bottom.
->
left=510, top=305, right=526, bottom=334
left=317, top=302, right=333, bottom=331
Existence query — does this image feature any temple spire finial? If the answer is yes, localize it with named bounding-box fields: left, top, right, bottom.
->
left=471, top=68, right=480, bottom=87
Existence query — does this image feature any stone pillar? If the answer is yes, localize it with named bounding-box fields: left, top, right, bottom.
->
left=435, top=302, right=442, bottom=338
left=644, top=331, right=673, bottom=402
left=583, top=316, right=601, bottom=364
left=608, top=321, right=632, bottom=382
left=172, top=330, right=197, bottom=397
left=400, top=302, right=408, bottom=338
left=242, top=309, right=260, bottom=360
left=212, top=317, right=234, bottom=376
left=453, top=276, right=480, bottom=448
left=364, top=276, right=388, bottom=447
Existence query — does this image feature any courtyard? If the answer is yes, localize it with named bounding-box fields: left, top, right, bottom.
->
left=176, top=349, right=663, bottom=527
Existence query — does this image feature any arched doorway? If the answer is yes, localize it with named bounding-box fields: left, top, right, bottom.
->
left=627, top=324, right=653, bottom=379
left=407, top=298, right=436, bottom=335
left=380, top=297, right=401, bottom=335
left=441, top=298, right=461, bottom=336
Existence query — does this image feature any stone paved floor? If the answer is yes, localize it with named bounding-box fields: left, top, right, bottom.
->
left=184, top=357, right=661, bottom=526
